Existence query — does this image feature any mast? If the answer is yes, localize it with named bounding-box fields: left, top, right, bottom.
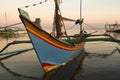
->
left=80, top=0, right=83, bottom=34
left=5, top=12, right=7, bottom=31
left=54, top=0, right=60, bottom=38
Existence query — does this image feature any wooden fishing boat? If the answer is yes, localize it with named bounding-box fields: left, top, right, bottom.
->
left=105, top=22, right=120, bottom=33
left=18, top=0, right=86, bottom=80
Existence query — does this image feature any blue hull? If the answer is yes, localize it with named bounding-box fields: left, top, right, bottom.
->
left=44, top=48, right=85, bottom=80
left=29, top=33, right=84, bottom=65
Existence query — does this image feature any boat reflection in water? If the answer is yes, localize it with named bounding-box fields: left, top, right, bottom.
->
left=75, top=39, right=120, bottom=80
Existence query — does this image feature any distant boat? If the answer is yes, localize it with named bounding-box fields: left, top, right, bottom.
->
left=18, top=0, right=86, bottom=79
left=105, top=21, right=120, bottom=33
left=0, top=31, right=14, bottom=37
left=0, top=22, right=22, bottom=37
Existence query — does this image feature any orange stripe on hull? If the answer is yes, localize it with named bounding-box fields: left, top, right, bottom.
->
left=26, top=27, right=84, bottom=51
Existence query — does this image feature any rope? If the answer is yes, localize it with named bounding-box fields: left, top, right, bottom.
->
left=83, top=22, right=99, bottom=30
left=83, top=22, right=106, bottom=34
left=66, top=24, right=76, bottom=31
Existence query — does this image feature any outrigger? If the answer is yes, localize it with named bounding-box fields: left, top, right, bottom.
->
left=0, top=0, right=120, bottom=80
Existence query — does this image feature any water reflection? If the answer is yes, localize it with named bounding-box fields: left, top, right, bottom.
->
left=86, top=47, right=120, bottom=59
left=73, top=64, right=84, bottom=80
left=0, top=34, right=120, bottom=80
left=0, top=49, right=42, bottom=80
left=0, top=48, right=33, bottom=61
left=0, top=61, right=41, bottom=80
left=0, top=35, right=45, bottom=80
left=74, top=46, right=120, bottom=80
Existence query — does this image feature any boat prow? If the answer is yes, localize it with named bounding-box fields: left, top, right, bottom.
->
left=18, top=1, right=85, bottom=79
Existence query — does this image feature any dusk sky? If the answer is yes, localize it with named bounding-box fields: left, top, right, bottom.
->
left=0, top=0, right=120, bottom=29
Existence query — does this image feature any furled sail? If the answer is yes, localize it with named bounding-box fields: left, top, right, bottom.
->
left=52, top=0, right=63, bottom=37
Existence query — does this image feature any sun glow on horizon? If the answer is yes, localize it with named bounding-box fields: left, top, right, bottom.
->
left=0, top=0, right=120, bottom=29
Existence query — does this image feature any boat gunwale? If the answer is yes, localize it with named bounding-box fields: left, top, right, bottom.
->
left=19, top=15, right=85, bottom=51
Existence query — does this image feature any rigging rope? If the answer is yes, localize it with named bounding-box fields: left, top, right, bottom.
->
left=66, top=24, right=76, bottom=31
left=83, top=22, right=105, bottom=33
left=83, top=22, right=100, bottom=30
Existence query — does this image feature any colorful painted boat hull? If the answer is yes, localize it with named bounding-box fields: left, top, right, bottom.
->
left=18, top=8, right=85, bottom=80
left=44, top=49, right=85, bottom=80
left=29, top=33, right=84, bottom=64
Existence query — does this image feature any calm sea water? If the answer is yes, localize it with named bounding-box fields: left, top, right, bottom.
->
left=0, top=32, right=120, bottom=80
